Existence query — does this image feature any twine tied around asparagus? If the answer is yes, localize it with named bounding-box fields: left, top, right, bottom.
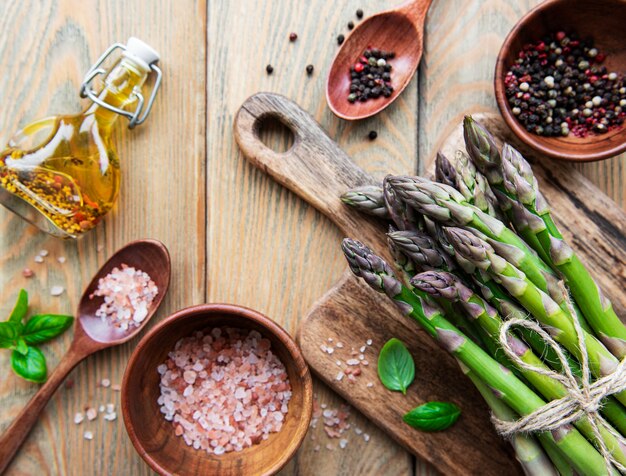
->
left=493, top=284, right=626, bottom=474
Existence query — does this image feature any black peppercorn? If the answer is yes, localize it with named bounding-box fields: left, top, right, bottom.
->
left=266, top=64, right=274, bottom=75
left=348, top=21, right=354, bottom=30
left=345, top=48, right=396, bottom=104
left=504, top=30, right=626, bottom=137
left=356, top=9, right=363, bottom=19
left=368, top=130, right=377, bottom=140
left=289, top=32, right=297, bottom=42
left=306, top=64, right=314, bottom=75
left=337, top=34, right=345, bottom=45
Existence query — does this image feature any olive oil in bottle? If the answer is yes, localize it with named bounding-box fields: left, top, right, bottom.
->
left=0, top=38, right=161, bottom=238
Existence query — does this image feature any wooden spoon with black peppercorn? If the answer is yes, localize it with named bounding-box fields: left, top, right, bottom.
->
left=326, top=0, right=433, bottom=120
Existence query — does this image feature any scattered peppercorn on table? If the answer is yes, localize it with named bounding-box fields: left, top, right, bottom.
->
left=0, top=1, right=624, bottom=475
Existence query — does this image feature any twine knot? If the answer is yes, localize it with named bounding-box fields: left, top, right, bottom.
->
left=493, top=283, right=626, bottom=474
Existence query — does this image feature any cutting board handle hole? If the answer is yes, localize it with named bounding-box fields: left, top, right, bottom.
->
left=254, top=114, right=295, bottom=155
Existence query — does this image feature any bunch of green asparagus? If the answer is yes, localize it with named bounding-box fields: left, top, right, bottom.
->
left=340, top=117, right=626, bottom=476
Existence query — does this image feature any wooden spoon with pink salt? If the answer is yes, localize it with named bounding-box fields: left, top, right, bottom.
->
left=0, top=239, right=171, bottom=473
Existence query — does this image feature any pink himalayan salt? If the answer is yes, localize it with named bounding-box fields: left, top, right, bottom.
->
left=309, top=395, right=351, bottom=442
left=157, top=327, right=292, bottom=456
left=89, top=264, right=157, bottom=330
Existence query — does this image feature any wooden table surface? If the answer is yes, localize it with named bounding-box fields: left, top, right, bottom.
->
left=0, top=1, right=624, bottom=475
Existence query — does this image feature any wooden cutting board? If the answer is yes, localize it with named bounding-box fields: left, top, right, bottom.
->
left=234, top=92, right=626, bottom=476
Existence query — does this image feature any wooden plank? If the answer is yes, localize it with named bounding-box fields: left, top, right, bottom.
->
left=208, top=2, right=418, bottom=474
left=0, top=0, right=206, bottom=474
left=418, top=0, right=626, bottom=209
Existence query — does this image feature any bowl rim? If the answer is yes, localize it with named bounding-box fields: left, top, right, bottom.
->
left=121, top=303, right=313, bottom=476
left=494, top=0, right=626, bottom=162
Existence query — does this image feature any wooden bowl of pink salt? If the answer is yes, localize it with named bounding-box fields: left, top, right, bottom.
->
left=121, top=304, right=313, bottom=476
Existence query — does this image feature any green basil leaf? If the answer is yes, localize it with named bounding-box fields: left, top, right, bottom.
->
left=377, top=338, right=415, bottom=394
left=15, top=337, right=28, bottom=355
left=403, top=402, right=461, bottom=432
left=22, top=314, right=74, bottom=345
left=0, top=321, right=20, bottom=348
left=11, top=346, right=47, bottom=383
left=8, top=289, right=28, bottom=323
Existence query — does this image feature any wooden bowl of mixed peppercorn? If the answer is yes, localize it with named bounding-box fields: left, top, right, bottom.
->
left=494, top=0, right=626, bottom=162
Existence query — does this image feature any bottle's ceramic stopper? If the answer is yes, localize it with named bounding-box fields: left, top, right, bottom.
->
left=123, top=37, right=160, bottom=72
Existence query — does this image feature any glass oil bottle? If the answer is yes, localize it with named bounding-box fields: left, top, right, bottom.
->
left=0, top=38, right=161, bottom=238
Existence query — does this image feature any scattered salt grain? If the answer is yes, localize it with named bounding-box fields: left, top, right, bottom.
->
left=90, top=264, right=158, bottom=330
left=74, top=412, right=84, bottom=424
left=359, top=346, right=366, bottom=353
left=104, top=412, right=117, bottom=421
left=362, top=360, right=369, bottom=366
left=314, top=444, right=320, bottom=452
left=50, top=286, right=64, bottom=297
left=157, top=327, right=291, bottom=456
left=355, top=427, right=363, bottom=435
left=336, top=360, right=342, bottom=366
left=34, top=255, right=44, bottom=263
left=339, top=439, right=348, bottom=449
left=359, top=354, right=365, bottom=360
left=327, top=338, right=333, bottom=343
left=363, top=433, right=370, bottom=442
left=346, top=359, right=359, bottom=366
left=111, top=384, right=121, bottom=392
left=106, top=403, right=115, bottom=414
left=57, top=256, right=66, bottom=264
left=336, top=342, right=344, bottom=349
left=22, top=268, right=34, bottom=278
left=366, top=382, right=374, bottom=388
left=39, top=249, right=49, bottom=257
left=326, top=443, right=333, bottom=450
left=336, top=372, right=344, bottom=381
left=86, top=408, right=97, bottom=420
left=366, top=339, right=373, bottom=346
left=101, top=378, right=111, bottom=388
left=98, top=405, right=105, bottom=413
left=83, top=431, right=93, bottom=440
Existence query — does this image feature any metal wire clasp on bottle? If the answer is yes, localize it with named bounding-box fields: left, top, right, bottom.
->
left=80, top=42, right=162, bottom=129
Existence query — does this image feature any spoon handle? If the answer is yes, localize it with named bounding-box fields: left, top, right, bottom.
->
left=0, top=344, right=86, bottom=473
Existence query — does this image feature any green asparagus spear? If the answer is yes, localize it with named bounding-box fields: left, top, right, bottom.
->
left=435, top=151, right=458, bottom=189
left=463, top=115, right=504, bottom=186
left=461, top=117, right=609, bottom=343
left=386, top=230, right=486, bottom=347
left=444, top=227, right=626, bottom=407
left=387, top=175, right=596, bottom=335
left=459, top=360, right=565, bottom=476
left=341, top=185, right=390, bottom=219
left=496, top=143, right=626, bottom=359
left=386, top=175, right=557, bottom=291
left=412, top=271, right=626, bottom=465
left=383, top=176, right=424, bottom=231
left=438, top=149, right=505, bottom=220
left=341, top=238, right=614, bottom=475
left=387, top=229, right=458, bottom=273
left=388, top=227, right=584, bottom=380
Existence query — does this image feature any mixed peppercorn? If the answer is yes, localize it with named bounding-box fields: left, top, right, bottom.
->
left=348, top=49, right=395, bottom=103
left=505, top=31, right=625, bottom=137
